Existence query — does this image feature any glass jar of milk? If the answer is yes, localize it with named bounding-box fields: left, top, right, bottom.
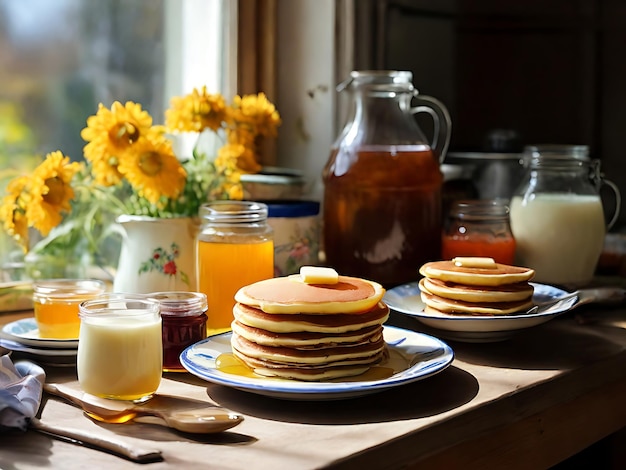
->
left=510, top=145, right=621, bottom=287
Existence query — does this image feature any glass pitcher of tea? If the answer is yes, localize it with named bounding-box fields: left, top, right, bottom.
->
left=322, top=70, right=451, bottom=286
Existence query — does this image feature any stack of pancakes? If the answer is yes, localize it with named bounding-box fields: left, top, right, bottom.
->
left=419, top=257, right=535, bottom=316
left=231, top=273, right=389, bottom=381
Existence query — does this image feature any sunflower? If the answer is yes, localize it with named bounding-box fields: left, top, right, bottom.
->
left=0, top=175, right=30, bottom=250
left=0, top=87, right=281, bottom=260
left=165, top=86, right=227, bottom=133
left=25, top=151, right=82, bottom=237
left=81, top=101, right=154, bottom=186
left=217, top=142, right=261, bottom=174
left=230, top=92, right=281, bottom=137
left=117, top=135, right=187, bottom=205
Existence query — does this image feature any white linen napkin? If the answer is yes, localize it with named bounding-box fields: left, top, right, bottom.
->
left=0, top=354, right=45, bottom=431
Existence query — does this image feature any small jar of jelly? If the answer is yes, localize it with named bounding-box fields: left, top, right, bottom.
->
left=442, top=199, right=516, bottom=265
left=149, top=291, right=208, bottom=372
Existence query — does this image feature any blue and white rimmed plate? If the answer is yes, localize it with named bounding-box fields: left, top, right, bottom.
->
left=384, top=282, right=574, bottom=342
left=1, top=318, right=78, bottom=349
left=180, top=326, right=454, bottom=400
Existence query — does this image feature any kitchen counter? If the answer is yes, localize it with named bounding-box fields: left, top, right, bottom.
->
left=1, top=303, right=626, bottom=469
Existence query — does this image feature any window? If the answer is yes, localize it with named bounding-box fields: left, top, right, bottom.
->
left=0, top=0, right=233, bottom=267
left=0, top=0, right=233, bottom=159
left=0, top=0, right=339, bottom=274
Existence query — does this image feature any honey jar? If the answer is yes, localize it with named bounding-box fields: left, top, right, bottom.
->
left=197, top=201, right=274, bottom=332
left=32, top=278, right=106, bottom=339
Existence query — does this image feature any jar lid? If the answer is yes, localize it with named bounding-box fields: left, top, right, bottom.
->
left=33, top=278, right=106, bottom=300
left=147, top=291, right=208, bottom=316
left=264, top=200, right=320, bottom=218
left=449, top=199, right=510, bottom=221
left=524, top=144, right=590, bottom=161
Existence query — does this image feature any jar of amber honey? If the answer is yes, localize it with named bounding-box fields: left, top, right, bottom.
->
left=33, top=279, right=106, bottom=339
left=197, top=201, right=274, bottom=332
left=148, top=291, right=208, bottom=372
left=442, top=199, right=516, bottom=264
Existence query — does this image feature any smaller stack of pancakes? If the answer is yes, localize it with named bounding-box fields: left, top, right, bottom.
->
left=231, top=268, right=389, bottom=381
left=419, top=257, right=535, bottom=316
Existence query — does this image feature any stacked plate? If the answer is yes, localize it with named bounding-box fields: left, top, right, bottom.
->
left=0, top=318, right=77, bottom=366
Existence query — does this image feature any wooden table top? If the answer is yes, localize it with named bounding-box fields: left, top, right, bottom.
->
left=1, top=302, right=626, bottom=469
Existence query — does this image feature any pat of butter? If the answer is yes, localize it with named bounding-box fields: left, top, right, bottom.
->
left=452, top=257, right=497, bottom=269
left=300, top=266, right=339, bottom=284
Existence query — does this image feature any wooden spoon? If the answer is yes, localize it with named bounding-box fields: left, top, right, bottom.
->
left=44, top=383, right=244, bottom=434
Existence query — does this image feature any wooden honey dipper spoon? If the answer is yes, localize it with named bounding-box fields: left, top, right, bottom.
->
left=44, top=383, right=243, bottom=434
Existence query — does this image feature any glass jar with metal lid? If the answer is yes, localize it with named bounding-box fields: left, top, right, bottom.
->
left=148, top=291, right=208, bottom=372
left=442, top=199, right=516, bottom=265
left=197, top=201, right=274, bottom=332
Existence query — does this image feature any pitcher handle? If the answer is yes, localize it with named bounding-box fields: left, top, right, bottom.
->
left=410, top=93, right=452, bottom=163
left=602, top=178, right=621, bottom=230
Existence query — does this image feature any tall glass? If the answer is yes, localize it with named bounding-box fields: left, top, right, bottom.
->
left=197, top=201, right=274, bottom=332
left=77, top=294, right=162, bottom=403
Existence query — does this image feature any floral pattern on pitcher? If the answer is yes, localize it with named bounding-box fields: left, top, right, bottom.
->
left=274, top=223, right=319, bottom=276
left=139, top=242, right=190, bottom=287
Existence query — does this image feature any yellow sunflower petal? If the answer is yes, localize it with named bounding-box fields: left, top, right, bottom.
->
left=26, top=151, right=81, bottom=236
left=0, top=175, right=30, bottom=250
left=217, top=143, right=261, bottom=174
left=81, top=101, right=154, bottom=186
left=231, top=92, right=281, bottom=137
left=165, top=86, right=227, bottom=133
left=117, top=136, right=187, bottom=205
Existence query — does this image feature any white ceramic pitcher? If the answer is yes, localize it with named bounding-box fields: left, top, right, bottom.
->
left=113, top=215, right=199, bottom=293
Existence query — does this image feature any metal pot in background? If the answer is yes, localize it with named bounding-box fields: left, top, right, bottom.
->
left=443, top=152, right=525, bottom=201
left=441, top=163, right=479, bottom=218
left=442, top=129, right=525, bottom=201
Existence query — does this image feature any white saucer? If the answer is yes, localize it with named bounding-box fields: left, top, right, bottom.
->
left=0, top=338, right=77, bottom=367
left=0, top=338, right=77, bottom=356
left=384, top=282, right=574, bottom=342
left=1, top=318, right=78, bottom=348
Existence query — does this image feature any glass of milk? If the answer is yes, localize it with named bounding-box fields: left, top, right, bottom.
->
left=77, top=294, right=162, bottom=403
left=510, top=145, right=621, bottom=287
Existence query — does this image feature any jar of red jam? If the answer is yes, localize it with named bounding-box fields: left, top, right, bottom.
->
left=148, top=291, right=208, bottom=372
left=442, top=199, right=516, bottom=264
